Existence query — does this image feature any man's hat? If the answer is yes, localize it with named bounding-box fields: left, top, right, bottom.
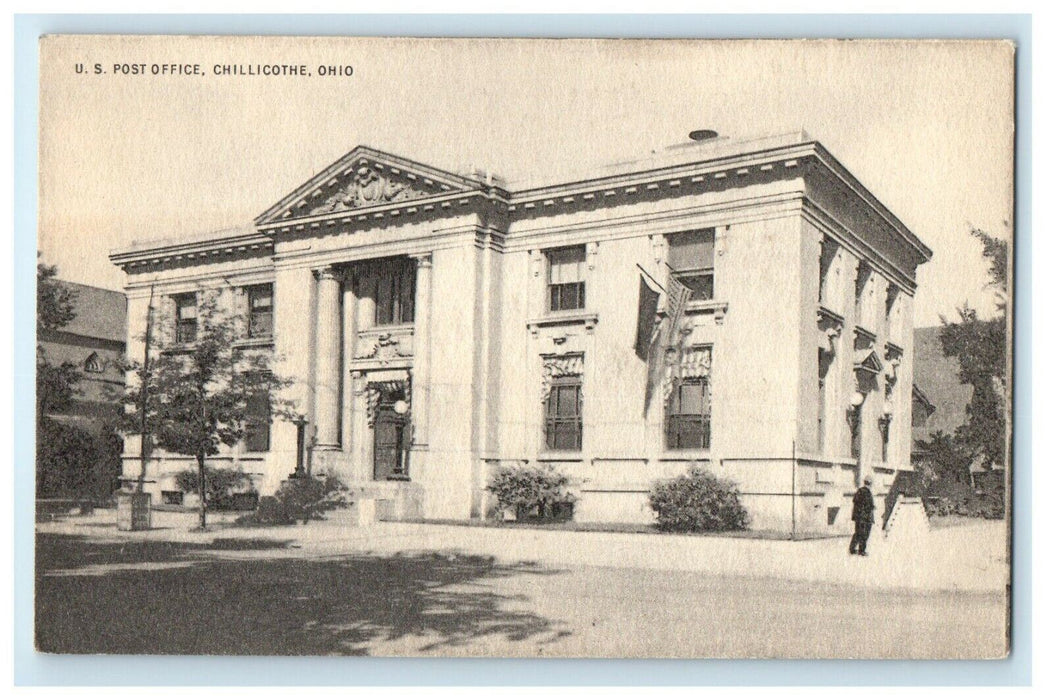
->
left=863, top=476, right=873, bottom=485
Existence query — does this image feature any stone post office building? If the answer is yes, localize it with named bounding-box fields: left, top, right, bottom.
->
left=111, top=132, right=931, bottom=534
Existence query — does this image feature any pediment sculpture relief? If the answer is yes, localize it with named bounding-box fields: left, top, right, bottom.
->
left=313, top=165, right=431, bottom=215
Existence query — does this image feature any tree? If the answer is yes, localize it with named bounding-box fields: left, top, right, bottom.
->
left=937, top=228, right=1009, bottom=471
left=36, top=259, right=80, bottom=423
left=122, top=290, right=293, bottom=529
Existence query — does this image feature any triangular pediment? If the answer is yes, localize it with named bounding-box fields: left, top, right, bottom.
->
left=256, top=146, right=485, bottom=225
left=853, top=348, right=884, bottom=374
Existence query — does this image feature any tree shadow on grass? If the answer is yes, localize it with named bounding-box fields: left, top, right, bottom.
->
left=36, top=533, right=571, bottom=656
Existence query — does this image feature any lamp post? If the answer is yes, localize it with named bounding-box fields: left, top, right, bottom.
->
left=292, top=415, right=308, bottom=478
left=391, top=399, right=411, bottom=480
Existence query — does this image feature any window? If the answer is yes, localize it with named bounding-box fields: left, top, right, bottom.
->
left=174, top=293, right=197, bottom=344
left=243, top=388, right=271, bottom=453
left=161, top=490, right=184, bottom=506
left=818, top=350, right=833, bottom=452
left=544, top=376, right=582, bottom=450
left=880, top=419, right=890, bottom=462
left=854, top=263, right=871, bottom=321
left=374, top=259, right=416, bottom=326
left=665, top=378, right=712, bottom=450
left=247, top=284, right=273, bottom=338
left=819, top=238, right=837, bottom=304
left=547, top=246, right=586, bottom=312
left=667, top=229, right=715, bottom=301
left=849, top=405, right=862, bottom=459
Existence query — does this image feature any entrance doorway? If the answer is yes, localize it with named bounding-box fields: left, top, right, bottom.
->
left=372, top=385, right=410, bottom=481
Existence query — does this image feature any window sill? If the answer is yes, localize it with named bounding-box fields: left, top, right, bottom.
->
left=161, top=343, right=196, bottom=355
left=527, top=310, right=598, bottom=336
left=234, top=336, right=274, bottom=349
left=361, top=323, right=415, bottom=334
left=657, top=451, right=712, bottom=461
left=676, top=300, right=728, bottom=323
left=537, top=451, right=585, bottom=462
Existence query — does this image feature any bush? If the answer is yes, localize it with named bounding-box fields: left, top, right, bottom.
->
left=174, top=467, right=255, bottom=510
left=36, top=417, right=122, bottom=501
left=239, top=474, right=350, bottom=526
left=486, top=464, right=576, bottom=520
left=648, top=467, right=750, bottom=533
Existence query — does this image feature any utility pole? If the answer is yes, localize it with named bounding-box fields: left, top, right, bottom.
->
left=136, top=283, right=156, bottom=492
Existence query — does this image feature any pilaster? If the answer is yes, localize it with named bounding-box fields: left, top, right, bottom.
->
left=409, top=252, right=433, bottom=447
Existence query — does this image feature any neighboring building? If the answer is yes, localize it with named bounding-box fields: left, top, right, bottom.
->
left=110, top=131, right=931, bottom=534
left=38, top=281, right=127, bottom=428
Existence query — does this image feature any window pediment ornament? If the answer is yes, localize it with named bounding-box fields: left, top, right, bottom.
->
left=355, top=331, right=413, bottom=362
left=817, top=306, right=844, bottom=354
left=84, top=351, right=105, bottom=374
left=662, top=345, right=712, bottom=404
left=541, top=353, right=584, bottom=403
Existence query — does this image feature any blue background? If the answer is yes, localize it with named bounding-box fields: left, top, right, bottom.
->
left=13, top=13, right=1032, bottom=686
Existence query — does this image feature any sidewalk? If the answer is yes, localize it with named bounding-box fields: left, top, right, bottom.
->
left=36, top=508, right=1008, bottom=593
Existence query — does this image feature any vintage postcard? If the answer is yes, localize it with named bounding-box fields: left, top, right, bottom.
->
left=35, top=35, right=1014, bottom=658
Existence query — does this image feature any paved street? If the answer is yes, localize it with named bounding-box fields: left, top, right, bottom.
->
left=35, top=510, right=1008, bottom=658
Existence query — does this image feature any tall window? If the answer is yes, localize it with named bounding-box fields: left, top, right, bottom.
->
left=544, top=376, right=582, bottom=450
left=854, top=263, right=871, bottom=325
left=818, top=350, right=833, bottom=452
left=247, top=284, right=273, bottom=338
left=819, top=238, right=837, bottom=304
left=174, top=293, right=197, bottom=344
left=849, top=405, right=862, bottom=459
left=880, top=418, right=890, bottom=463
left=547, top=246, right=586, bottom=312
left=665, top=378, right=711, bottom=449
left=374, top=259, right=416, bottom=326
left=243, top=387, right=271, bottom=453
left=667, top=229, right=715, bottom=300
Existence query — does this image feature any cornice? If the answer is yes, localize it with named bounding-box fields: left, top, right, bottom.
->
left=110, top=231, right=273, bottom=272
left=809, top=143, right=932, bottom=263
left=508, top=141, right=815, bottom=208
left=258, top=188, right=505, bottom=237
left=801, top=200, right=918, bottom=295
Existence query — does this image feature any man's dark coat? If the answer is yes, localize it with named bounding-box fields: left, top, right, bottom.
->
left=851, top=485, right=875, bottom=524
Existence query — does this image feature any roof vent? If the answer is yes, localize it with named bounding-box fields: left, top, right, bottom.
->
left=688, top=129, right=719, bottom=142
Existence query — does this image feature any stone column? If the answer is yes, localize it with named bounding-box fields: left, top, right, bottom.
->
left=313, top=266, right=342, bottom=451
left=409, top=253, right=433, bottom=446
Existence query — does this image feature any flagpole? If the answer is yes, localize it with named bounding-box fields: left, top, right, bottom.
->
left=635, top=263, right=669, bottom=295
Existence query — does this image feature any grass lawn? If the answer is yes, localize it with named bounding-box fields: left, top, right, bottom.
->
left=35, top=532, right=568, bottom=655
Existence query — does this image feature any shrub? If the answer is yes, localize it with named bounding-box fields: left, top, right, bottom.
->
left=486, top=464, right=576, bottom=520
left=239, top=474, right=350, bottom=526
left=648, top=467, right=749, bottom=533
left=36, top=417, right=122, bottom=501
left=174, top=467, right=255, bottom=510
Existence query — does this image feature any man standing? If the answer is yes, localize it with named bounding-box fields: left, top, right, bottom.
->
left=849, top=475, right=876, bottom=556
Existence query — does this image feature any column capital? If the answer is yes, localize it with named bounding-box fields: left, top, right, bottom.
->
left=409, top=252, right=433, bottom=268
left=314, top=265, right=342, bottom=282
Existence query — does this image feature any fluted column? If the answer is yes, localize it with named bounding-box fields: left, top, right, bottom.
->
left=410, top=253, right=433, bottom=446
left=313, top=266, right=343, bottom=451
